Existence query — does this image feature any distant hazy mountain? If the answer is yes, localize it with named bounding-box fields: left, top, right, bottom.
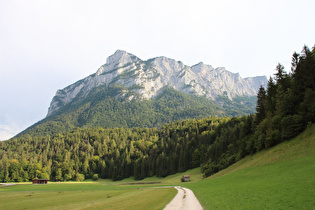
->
left=47, top=50, right=267, bottom=117
left=17, top=50, right=267, bottom=137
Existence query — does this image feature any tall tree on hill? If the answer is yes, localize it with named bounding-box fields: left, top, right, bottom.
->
left=274, top=63, right=286, bottom=84
left=274, top=63, right=293, bottom=116
left=255, top=86, right=266, bottom=126
left=291, top=51, right=300, bottom=74
left=293, top=45, right=315, bottom=122
left=265, top=77, right=277, bottom=116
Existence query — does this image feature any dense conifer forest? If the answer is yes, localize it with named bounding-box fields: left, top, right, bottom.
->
left=0, top=45, right=314, bottom=182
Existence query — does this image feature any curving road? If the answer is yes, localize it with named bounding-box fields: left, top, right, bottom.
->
left=164, top=186, right=203, bottom=210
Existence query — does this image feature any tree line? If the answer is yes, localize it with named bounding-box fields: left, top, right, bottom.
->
left=0, top=45, right=314, bottom=182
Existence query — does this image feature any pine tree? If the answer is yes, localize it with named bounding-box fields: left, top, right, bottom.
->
left=291, top=52, right=300, bottom=74
left=255, top=86, right=266, bottom=125
left=274, top=63, right=286, bottom=83
left=265, top=77, right=277, bottom=116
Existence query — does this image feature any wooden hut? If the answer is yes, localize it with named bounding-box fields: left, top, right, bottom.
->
left=181, top=175, right=191, bottom=182
left=32, top=179, right=49, bottom=184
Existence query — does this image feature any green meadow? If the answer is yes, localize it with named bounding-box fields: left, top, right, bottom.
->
left=1, top=125, right=314, bottom=209
left=0, top=182, right=176, bottom=210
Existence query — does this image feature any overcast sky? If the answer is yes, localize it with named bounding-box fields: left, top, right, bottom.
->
left=0, top=0, right=314, bottom=140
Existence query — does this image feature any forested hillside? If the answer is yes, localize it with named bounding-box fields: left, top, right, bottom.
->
left=0, top=45, right=314, bottom=182
left=18, top=86, right=256, bottom=138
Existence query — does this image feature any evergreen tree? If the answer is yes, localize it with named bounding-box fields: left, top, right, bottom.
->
left=265, top=77, right=277, bottom=116
left=255, top=86, right=266, bottom=125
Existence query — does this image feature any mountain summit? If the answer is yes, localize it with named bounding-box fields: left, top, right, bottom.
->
left=47, top=50, right=267, bottom=117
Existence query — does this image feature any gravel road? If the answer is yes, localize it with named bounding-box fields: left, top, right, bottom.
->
left=164, top=186, right=203, bottom=210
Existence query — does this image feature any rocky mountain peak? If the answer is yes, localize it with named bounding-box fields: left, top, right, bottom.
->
left=96, top=50, right=139, bottom=76
left=106, top=50, right=137, bottom=65
left=47, top=50, right=268, bottom=117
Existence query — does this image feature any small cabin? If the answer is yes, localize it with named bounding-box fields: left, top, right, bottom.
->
left=181, top=175, right=191, bottom=182
left=32, top=179, right=49, bottom=184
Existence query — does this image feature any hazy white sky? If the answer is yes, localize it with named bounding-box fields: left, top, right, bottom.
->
left=0, top=0, right=314, bottom=140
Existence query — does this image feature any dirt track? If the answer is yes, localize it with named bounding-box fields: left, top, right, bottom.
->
left=164, top=186, right=203, bottom=210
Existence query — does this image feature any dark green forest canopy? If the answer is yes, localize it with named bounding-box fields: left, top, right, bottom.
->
left=0, top=45, right=314, bottom=182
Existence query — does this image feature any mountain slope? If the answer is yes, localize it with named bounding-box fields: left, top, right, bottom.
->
left=17, top=50, right=266, bottom=137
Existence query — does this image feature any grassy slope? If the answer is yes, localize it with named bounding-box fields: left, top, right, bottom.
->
left=187, top=124, right=315, bottom=209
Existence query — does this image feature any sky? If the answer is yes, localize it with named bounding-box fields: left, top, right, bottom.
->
left=0, top=0, right=314, bottom=140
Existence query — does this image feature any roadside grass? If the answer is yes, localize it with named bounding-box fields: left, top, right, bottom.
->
left=187, top=124, right=315, bottom=209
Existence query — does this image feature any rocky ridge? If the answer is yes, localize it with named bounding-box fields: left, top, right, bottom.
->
left=47, top=50, right=267, bottom=116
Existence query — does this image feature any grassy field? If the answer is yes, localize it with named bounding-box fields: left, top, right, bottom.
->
left=0, top=182, right=176, bottom=210
left=0, top=167, right=202, bottom=210
left=187, top=124, right=315, bottom=209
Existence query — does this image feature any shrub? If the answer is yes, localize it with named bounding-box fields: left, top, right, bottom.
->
left=75, top=173, right=85, bottom=181
left=92, top=174, right=98, bottom=181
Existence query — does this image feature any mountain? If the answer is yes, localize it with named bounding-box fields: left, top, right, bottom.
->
left=2, top=44, right=313, bottom=188
left=47, top=50, right=267, bottom=116
left=17, top=50, right=267, bottom=137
